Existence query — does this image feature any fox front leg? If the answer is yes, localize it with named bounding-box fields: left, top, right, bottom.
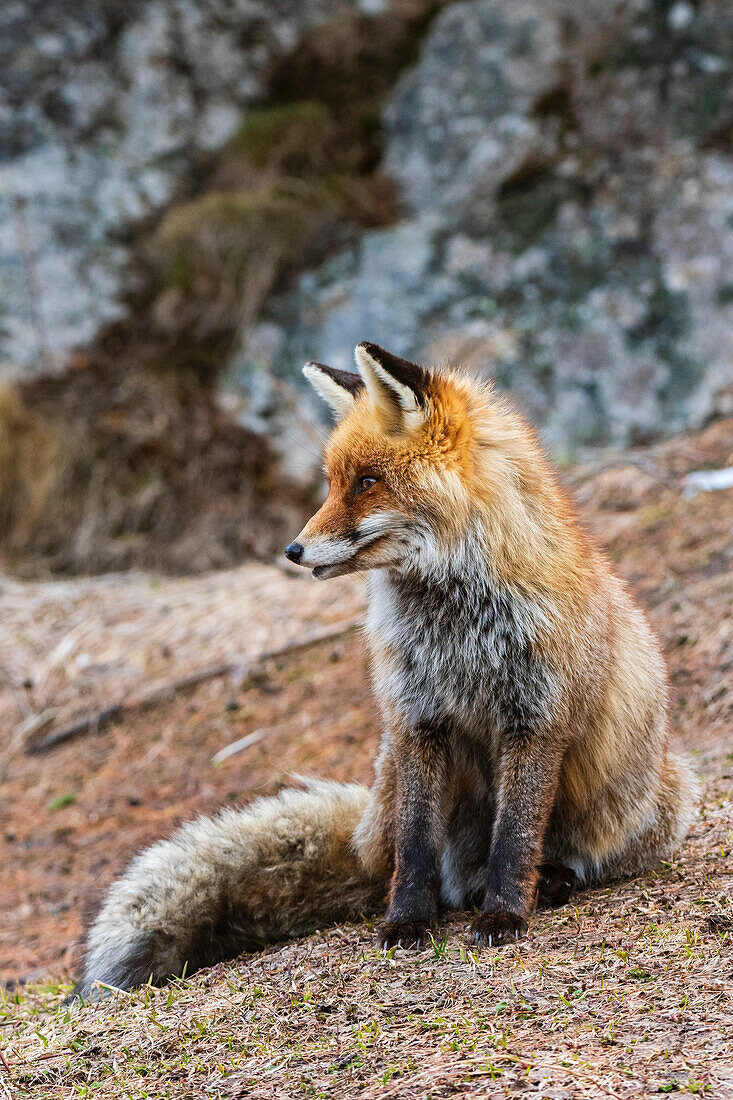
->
left=471, top=733, right=561, bottom=948
left=377, top=726, right=450, bottom=950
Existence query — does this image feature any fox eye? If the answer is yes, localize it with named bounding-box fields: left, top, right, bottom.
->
left=355, top=475, right=379, bottom=494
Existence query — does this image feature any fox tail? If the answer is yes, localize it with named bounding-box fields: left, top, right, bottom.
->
left=76, top=780, right=385, bottom=997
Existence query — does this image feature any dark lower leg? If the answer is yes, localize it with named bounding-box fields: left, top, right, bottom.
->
left=377, top=729, right=450, bottom=949
left=472, top=736, right=560, bottom=947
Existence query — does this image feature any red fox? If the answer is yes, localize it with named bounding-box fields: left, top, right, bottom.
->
left=76, top=344, right=696, bottom=995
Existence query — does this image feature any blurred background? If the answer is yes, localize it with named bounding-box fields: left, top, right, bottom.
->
left=1, top=0, right=733, bottom=577
left=1, top=0, right=732, bottom=988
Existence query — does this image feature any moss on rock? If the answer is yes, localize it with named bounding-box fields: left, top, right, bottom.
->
left=232, top=101, right=338, bottom=176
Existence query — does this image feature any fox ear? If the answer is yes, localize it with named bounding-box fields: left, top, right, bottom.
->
left=302, top=361, right=365, bottom=420
left=354, top=342, right=429, bottom=434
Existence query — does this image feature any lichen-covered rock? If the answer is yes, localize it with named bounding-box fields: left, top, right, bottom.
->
left=384, top=0, right=562, bottom=215
left=0, top=0, right=364, bottom=375
left=231, top=0, right=733, bottom=455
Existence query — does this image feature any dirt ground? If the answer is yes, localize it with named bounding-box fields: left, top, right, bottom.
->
left=1, top=419, right=731, bottom=1097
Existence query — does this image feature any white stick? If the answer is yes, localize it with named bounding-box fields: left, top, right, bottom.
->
left=211, top=728, right=266, bottom=765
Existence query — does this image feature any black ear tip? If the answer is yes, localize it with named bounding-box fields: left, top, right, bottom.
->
left=356, top=342, right=428, bottom=396
left=357, top=342, right=392, bottom=368
left=304, top=360, right=366, bottom=397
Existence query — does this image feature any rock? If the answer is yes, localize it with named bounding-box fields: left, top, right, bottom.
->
left=0, top=0, right=365, bottom=375
left=227, top=0, right=733, bottom=456
left=222, top=351, right=325, bottom=492
left=384, top=0, right=562, bottom=215
left=5, top=0, right=733, bottom=461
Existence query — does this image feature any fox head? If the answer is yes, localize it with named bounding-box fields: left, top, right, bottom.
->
left=285, top=342, right=495, bottom=580
left=285, top=342, right=577, bottom=586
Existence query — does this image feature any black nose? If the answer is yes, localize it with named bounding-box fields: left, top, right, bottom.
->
left=284, top=542, right=304, bottom=564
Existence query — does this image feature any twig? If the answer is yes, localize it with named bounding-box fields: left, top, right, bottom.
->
left=25, top=620, right=359, bottom=755
left=0, top=1046, right=10, bottom=1073
left=25, top=701, right=124, bottom=755
left=22, top=1049, right=75, bottom=1064
left=211, top=728, right=267, bottom=765
left=0, top=707, right=57, bottom=780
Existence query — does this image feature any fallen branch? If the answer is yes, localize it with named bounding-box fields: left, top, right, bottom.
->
left=24, top=619, right=359, bottom=756
left=0, top=708, right=58, bottom=780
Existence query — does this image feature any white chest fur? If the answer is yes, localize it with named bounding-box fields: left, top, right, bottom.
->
left=365, top=567, right=555, bottom=739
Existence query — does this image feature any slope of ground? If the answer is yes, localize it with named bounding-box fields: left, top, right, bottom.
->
left=1, top=419, right=731, bottom=1097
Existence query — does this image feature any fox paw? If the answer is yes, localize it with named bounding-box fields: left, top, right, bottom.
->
left=470, top=912, right=528, bottom=948
left=536, top=862, right=578, bottom=910
left=377, top=920, right=430, bottom=950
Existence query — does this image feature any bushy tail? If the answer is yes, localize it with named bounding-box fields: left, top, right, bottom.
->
left=77, top=780, right=385, bottom=997
left=598, top=749, right=699, bottom=883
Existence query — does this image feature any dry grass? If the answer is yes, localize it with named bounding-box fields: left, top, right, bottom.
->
left=2, top=781, right=731, bottom=1098
left=152, top=186, right=339, bottom=340
left=0, top=385, right=72, bottom=554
